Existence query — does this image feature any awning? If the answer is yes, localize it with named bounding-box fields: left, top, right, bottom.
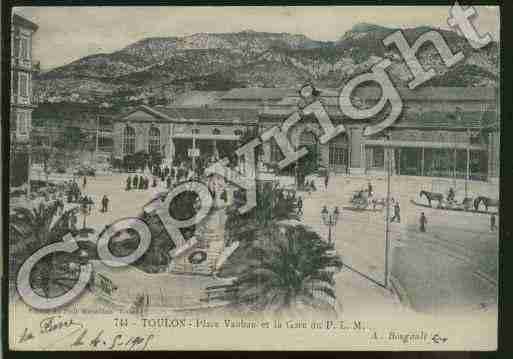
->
left=364, top=139, right=486, bottom=151
left=171, top=133, right=241, bottom=141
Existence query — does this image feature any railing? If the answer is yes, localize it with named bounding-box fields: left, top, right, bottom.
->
left=202, top=283, right=239, bottom=303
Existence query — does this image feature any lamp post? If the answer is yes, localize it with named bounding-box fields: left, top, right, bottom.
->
left=384, top=132, right=392, bottom=288
left=321, top=206, right=340, bottom=246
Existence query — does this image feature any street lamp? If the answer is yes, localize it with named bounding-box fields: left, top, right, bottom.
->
left=321, top=206, right=339, bottom=245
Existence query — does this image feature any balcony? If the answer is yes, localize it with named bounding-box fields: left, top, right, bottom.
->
left=10, top=94, right=37, bottom=108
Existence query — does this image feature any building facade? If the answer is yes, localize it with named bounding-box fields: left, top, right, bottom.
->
left=10, top=14, right=38, bottom=188
left=113, top=86, right=499, bottom=182
left=31, top=103, right=116, bottom=169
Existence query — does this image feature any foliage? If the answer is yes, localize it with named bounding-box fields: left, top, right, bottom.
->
left=233, top=222, right=343, bottom=316
left=226, top=182, right=299, bottom=243
left=9, top=202, right=79, bottom=296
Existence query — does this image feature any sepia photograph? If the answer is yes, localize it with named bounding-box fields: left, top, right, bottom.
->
left=4, top=4, right=500, bottom=351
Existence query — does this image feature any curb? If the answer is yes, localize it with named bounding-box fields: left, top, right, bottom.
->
left=388, top=275, right=413, bottom=311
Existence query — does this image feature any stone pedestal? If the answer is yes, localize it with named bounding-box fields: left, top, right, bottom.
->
left=168, top=199, right=227, bottom=275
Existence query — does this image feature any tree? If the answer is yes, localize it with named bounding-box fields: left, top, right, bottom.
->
left=225, top=182, right=298, bottom=244
left=234, top=222, right=343, bottom=316
left=10, top=202, right=79, bottom=297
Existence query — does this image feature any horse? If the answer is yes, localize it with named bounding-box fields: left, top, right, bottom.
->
left=473, top=196, right=499, bottom=212
left=419, top=190, right=444, bottom=208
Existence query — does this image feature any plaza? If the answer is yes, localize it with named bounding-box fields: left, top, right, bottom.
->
left=23, top=169, right=497, bottom=317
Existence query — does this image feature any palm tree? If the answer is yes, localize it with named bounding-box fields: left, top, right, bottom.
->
left=234, top=222, right=343, bottom=317
left=9, top=201, right=79, bottom=297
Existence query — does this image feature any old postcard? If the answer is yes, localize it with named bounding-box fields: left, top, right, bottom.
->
left=5, top=5, right=499, bottom=351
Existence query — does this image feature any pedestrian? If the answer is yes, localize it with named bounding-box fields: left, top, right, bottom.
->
left=419, top=212, right=427, bottom=232
left=321, top=205, right=328, bottom=224
left=132, top=175, right=138, bottom=189
left=324, top=172, right=329, bottom=191
left=87, top=196, right=94, bottom=214
left=490, top=213, right=497, bottom=231
left=138, top=176, right=144, bottom=190
left=448, top=187, right=455, bottom=202
left=152, top=177, right=157, bottom=187
left=296, top=196, right=303, bottom=216
left=126, top=176, right=132, bottom=191
left=102, top=195, right=109, bottom=213
left=368, top=181, right=373, bottom=197
left=310, top=180, right=316, bottom=192
left=166, top=176, right=171, bottom=189
left=82, top=176, right=87, bottom=189
left=391, top=201, right=401, bottom=223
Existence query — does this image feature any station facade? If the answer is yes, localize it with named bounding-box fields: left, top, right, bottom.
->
left=113, top=86, right=499, bottom=182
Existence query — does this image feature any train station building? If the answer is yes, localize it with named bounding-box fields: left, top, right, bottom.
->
left=113, top=86, right=499, bottom=182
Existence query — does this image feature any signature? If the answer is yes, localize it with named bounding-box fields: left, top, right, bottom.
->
left=19, top=315, right=84, bottom=344
left=18, top=316, right=154, bottom=350
left=40, top=315, right=83, bottom=334
left=71, top=329, right=155, bottom=350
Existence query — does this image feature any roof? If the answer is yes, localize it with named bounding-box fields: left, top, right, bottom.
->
left=274, top=86, right=497, bottom=103
left=12, top=13, right=38, bottom=31
left=119, top=105, right=259, bottom=124
left=155, top=106, right=259, bottom=124
left=357, top=86, right=497, bottom=102
left=221, top=88, right=295, bottom=101
left=259, top=108, right=498, bottom=130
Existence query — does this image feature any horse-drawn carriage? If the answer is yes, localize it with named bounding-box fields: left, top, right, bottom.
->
left=349, top=189, right=392, bottom=210
left=417, top=190, right=498, bottom=213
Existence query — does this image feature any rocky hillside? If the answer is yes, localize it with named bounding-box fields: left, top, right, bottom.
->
left=34, top=24, right=498, bottom=105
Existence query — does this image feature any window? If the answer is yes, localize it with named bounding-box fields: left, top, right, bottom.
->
left=148, top=127, right=160, bottom=153
left=17, top=112, right=30, bottom=135
left=18, top=72, right=29, bottom=98
left=20, top=37, right=30, bottom=60
left=13, top=37, right=20, bottom=58
left=123, top=126, right=136, bottom=154
left=365, top=146, right=384, bottom=169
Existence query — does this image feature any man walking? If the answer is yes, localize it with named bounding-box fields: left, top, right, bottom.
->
left=101, top=195, right=109, bottom=213
left=419, top=212, right=427, bottom=232
left=297, top=196, right=303, bottom=216
left=390, top=201, right=401, bottom=223
left=126, top=176, right=132, bottom=191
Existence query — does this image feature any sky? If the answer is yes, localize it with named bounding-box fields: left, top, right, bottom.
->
left=15, top=6, right=500, bottom=70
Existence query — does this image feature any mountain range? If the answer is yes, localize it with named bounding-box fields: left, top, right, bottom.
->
left=34, top=23, right=498, bottom=105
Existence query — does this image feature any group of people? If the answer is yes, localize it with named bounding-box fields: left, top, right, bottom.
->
left=125, top=175, right=153, bottom=191
left=66, top=179, right=82, bottom=203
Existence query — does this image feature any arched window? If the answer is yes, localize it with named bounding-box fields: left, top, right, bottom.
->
left=148, top=127, right=160, bottom=153
left=123, top=126, right=135, bottom=154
